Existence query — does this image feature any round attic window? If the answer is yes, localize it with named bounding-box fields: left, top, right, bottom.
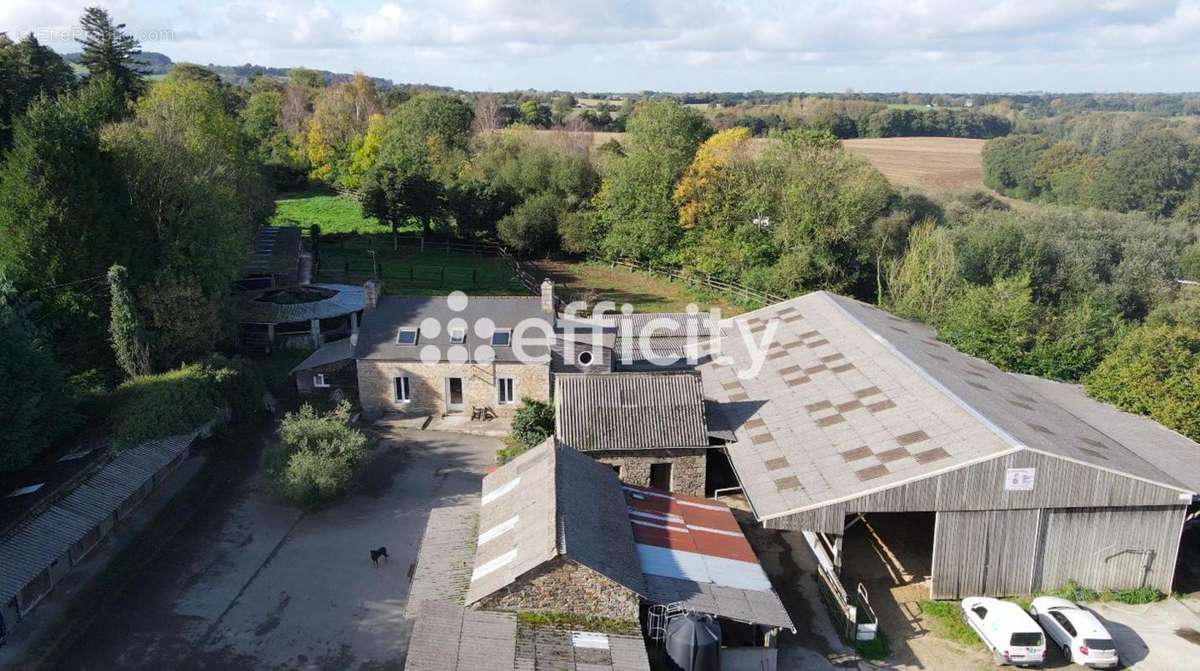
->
left=577, top=350, right=594, bottom=367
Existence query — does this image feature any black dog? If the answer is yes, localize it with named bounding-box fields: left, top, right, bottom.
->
left=370, top=547, right=389, bottom=566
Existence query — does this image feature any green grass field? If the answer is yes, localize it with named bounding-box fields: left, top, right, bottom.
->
left=271, top=188, right=406, bottom=235
left=316, top=235, right=526, bottom=296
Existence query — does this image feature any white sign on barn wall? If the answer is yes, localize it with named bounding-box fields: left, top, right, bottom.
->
left=1005, top=467, right=1036, bottom=491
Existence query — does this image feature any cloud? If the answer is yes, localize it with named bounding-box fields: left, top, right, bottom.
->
left=4, top=0, right=1199, bottom=91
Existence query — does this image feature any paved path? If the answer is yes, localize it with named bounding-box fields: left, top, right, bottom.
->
left=52, top=428, right=498, bottom=671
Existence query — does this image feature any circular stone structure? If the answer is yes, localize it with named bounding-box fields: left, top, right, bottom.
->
left=235, top=283, right=366, bottom=352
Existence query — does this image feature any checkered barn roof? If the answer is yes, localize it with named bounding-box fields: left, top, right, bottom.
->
left=700, top=291, right=1197, bottom=521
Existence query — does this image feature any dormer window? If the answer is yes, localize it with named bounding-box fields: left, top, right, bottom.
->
left=396, top=328, right=418, bottom=345
left=491, top=330, right=511, bottom=346
left=449, top=328, right=466, bottom=344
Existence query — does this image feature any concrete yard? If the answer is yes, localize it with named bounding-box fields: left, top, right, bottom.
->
left=42, top=428, right=500, bottom=671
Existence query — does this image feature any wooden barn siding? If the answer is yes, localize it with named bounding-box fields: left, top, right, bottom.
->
left=764, top=449, right=1186, bottom=534
left=932, top=510, right=1040, bottom=598
left=1036, top=506, right=1185, bottom=593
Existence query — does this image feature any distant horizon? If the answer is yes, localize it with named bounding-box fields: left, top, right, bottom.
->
left=7, top=0, right=1200, bottom=94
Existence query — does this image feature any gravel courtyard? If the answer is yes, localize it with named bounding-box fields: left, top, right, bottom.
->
left=51, top=428, right=499, bottom=671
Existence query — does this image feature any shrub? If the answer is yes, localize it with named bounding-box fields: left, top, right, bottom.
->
left=262, top=402, right=368, bottom=506
left=511, top=398, right=554, bottom=448
left=109, top=363, right=225, bottom=450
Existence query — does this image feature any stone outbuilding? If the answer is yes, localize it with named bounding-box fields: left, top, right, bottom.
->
left=554, top=371, right=714, bottom=496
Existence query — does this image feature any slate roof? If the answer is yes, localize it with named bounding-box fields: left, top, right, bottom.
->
left=555, top=373, right=710, bottom=451
left=290, top=337, right=355, bottom=373
left=465, top=439, right=644, bottom=605
left=236, top=283, right=365, bottom=324
left=406, top=601, right=650, bottom=671
left=0, top=432, right=197, bottom=606
left=699, top=291, right=1198, bottom=522
left=355, top=295, right=551, bottom=363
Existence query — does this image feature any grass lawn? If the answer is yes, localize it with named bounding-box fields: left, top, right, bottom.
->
left=316, top=234, right=526, bottom=296
left=919, top=600, right=981, bottom=648
left=526, top=259, right=748, bottom=315
left=271, top=187, right=416, bottom=235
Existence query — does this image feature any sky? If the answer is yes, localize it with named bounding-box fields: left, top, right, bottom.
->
left=4, top=0, right=1200, bottom=93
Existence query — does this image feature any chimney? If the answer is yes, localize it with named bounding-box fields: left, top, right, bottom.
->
left=363, top=280, right=382, bottom=309
left=540, top=279, right=556, bottom=315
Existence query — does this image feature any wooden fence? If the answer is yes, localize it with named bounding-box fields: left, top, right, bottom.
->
left=609, top=257, right=786, bottom=307
left=317, top=230, right=783, bottom=308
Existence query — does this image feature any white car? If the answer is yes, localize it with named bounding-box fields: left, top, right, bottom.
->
left=962, top=597, right=1047, bottom=666
left=1029, top=597, right=1120, bottom=668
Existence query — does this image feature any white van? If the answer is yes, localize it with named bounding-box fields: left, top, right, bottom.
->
left=961, top=597, right=1046, bottom=666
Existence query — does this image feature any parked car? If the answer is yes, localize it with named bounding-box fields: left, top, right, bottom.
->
left=1029, top=596, right=1120, bottom=668
left=961, top=597, right=1046, bottom=666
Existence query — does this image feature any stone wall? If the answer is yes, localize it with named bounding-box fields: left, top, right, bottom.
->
left=589, top=449, right=708, bottom=496
left=477, top=556, right=640, bottom=622
left=357, top=360, right=550, bottom=419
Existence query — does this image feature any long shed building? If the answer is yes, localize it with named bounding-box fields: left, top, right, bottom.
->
left=701, top=291, right=1200, bottom=598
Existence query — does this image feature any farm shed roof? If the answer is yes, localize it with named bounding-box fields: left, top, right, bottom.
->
left=700, top=291, right=1197, bottom=522
left=1017, top=374, right=1200, bottom=496
left=235, top=283, right=365, bottom=324
left=405, top=600, right=650, bottom=671
left=241, top=225, right=301, bottom=275
left=0, top=432, right=197, bottom=607
left=290, top=337, right=355, bottom=373
left=623, top=485, right=794, bottom=630
left=554, top=372, right=710, bottom=451
left=356, top=295, right=551, bottom=363
left=465, top=439, right=645, bottom=605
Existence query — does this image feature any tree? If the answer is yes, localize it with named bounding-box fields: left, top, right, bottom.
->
left=551, top=95, right=576, bottom=125
left=981, top=135, right=1050, bottom=200
left=105, top=77, right=272, bottom=368
left=674, top=127, right=753, bottom=230
left=887, top=222, right=961, bottom=322
left=76, top=7, right=145, bottom=100
left=0, top=280, right=79, bottom=472
left=1084, top=324, right=1200, bottom=442
left=107, top=265, right=151, bottom=378
left=1086, top=131, right=1198, bottom=217
left=595, top=99, right=711, bottom=261
left=1027, top=299, right=1123, bottom=381
left=303, top=73, right=380, bottom=186
left=498, top=192, right=562, bottom=254
left=937, top=276, right=1039, bottom=371
left=360, top=164, right=444, bottom=244
left=0, top=78, right=130, bottom=370
left=0, top=33, right=75, bottom=150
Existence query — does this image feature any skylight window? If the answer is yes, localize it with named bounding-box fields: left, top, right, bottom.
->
left=449, top=328, right=466, bottom=344
left=491, top=330, right=511, bottom=346
left=396, top=328, right=418, bottom=345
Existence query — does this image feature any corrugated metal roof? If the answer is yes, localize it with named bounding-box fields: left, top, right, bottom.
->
left=406, top=601, right=651, bottom=671
left=0, top=432, right=196, bottom=605
left=555, top=373, right=709, bottom=451
left=465, top=439, right=644, bottom=605
left=700, top=291, right=1198, bottom=522
left=623, top=485, right=793, bottom=629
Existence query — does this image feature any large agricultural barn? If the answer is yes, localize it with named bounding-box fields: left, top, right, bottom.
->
left=701, top=291, right=1200, bottom=599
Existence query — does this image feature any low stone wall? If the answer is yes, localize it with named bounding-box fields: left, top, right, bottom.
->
left=589, top=449, right=708, bottom=496
left=477, top=557, right=639, bottom=622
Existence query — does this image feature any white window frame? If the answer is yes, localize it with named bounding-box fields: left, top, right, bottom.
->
left=394, top=376, right=411, bottom=403
left=313, top=373, right=330, bottom=388
left=491, top=329, right=512, bottom=347
left=497, top=377, right=516, bottom=405
left=449, top=327, right=467, bottom=344
left=396, top=328, right=419, bottom=345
